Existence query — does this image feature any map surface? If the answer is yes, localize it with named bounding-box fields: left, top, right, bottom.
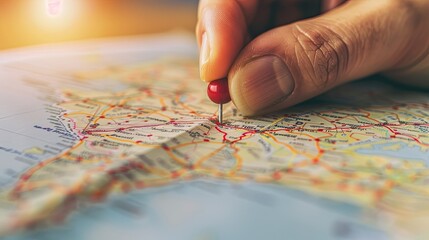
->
left=0, top=34, right=429, bottom=240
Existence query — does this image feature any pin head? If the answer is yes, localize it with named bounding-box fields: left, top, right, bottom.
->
left=207, top=78, right=231, bottom=104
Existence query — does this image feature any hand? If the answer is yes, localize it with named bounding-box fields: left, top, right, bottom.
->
left=196, top=0, right=429, bottom=116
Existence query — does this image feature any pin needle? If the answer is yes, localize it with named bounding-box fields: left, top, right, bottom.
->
left=207, top=78, right=231, bottom=124
left=218, top=103, right=223, bottom=124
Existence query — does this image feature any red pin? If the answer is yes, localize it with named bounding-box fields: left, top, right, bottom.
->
left=207, top=78, right=231, bottom=124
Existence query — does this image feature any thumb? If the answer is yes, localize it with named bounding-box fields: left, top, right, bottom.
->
left=228, top=0, right=423, bottom=116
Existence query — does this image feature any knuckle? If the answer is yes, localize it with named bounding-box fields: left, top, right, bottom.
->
left=292, top=24, right=350, bottom=89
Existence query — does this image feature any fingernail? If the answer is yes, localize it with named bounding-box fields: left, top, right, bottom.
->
left=199, top=32, right=210, bottom=81
left=230, top=55, right=295, bottom=115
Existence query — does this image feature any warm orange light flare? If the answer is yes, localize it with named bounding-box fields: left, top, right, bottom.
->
left=0, top=1, right=197, bottom=50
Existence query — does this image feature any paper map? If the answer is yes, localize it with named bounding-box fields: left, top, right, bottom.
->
left=0, top=34, right=429, bottom=240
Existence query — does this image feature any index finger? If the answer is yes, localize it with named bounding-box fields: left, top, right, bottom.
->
left=196, top=0, right=258, bottom=82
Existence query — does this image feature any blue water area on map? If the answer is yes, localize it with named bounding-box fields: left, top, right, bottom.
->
left=356, top=142, right=429, bottom=162
left=0, top=76, right=74, bottom=188
left=7, top=179, right=389, bottom=240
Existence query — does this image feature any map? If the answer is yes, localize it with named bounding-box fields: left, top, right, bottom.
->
left=0, top=33, right=429, bottom=240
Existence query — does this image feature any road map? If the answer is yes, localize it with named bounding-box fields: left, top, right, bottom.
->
left=0, top=33, right=429, bottom=240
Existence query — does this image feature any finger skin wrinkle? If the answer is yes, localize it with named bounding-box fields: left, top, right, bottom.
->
left=292, top=24, right=350, bottom=89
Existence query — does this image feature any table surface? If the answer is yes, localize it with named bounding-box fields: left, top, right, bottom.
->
left=0, top=0, right=198, bottom=50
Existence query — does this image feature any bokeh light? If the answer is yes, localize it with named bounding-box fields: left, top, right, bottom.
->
left=45, top=0, right=63, bottom=17
left=0, top=0, right=197, bottom=50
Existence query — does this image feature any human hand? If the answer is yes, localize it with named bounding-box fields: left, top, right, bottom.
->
left=196, top=0, right=429, bottom=116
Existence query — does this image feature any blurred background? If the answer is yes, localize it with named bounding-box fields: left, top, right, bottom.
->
left=0, top=0, right=198, bottom=50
